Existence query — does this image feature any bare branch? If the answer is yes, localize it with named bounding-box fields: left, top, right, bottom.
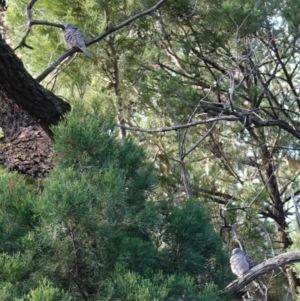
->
left=90, top=0, right=168, bottom=45
left=36, top=0, right=168, bottom=82
left=119, top=115, right=240, bottom=133
left=115, top=91, right=300, bottom=138
left=224, top=251, right=300, bottom=293
left=14, top=0, right=63, bottom=51
left=14, top=0, right=37, bottom=50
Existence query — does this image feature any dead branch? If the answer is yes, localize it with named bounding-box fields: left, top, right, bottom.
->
left=223, top=251, right=300, bottom=293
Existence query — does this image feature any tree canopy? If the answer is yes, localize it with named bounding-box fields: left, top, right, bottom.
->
left=1, top=0, right=300, bottom=299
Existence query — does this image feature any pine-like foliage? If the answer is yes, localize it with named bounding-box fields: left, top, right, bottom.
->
left=0, top=103, right=229, bottom=300
left=5, top=0, right=300, bottom=297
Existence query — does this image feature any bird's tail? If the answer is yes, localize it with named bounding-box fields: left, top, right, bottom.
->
left=80, top=46, right=92, bottom=58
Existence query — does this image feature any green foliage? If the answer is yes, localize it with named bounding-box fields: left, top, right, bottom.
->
left=16, top=278, right=69, bottom=301
left=7, top=0, right=300, bottom=298
left=0, top=171, right=34, bottom=254
left=158, top=199, right=229, bottom=285
left=105, top=266, right=227, bottom=301
left=0, top=107, right=228, bottom=300
left=105, top=266, right=196, bottom=301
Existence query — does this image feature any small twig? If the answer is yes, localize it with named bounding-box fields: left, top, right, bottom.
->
left=14, top=0, right=63, bottom=51
left=219, top=204, right=232, bottom=238
left=184, top=121, right=217, bottom=157
left=46, top=53, right=78, bottom=91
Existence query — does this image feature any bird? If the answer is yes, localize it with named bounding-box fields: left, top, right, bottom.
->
left=230, top=248, right=255, bottom=277
left=106, top=20, right=115, bottom=31
left=63, top=23, right=92, bottom=58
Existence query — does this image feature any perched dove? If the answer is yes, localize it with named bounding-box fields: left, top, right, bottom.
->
left=230, top=248, right=255, bottom=277
left=64, top=23, right=92, bottom=58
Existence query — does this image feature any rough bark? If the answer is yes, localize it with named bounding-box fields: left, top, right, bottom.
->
left=0, top=39, right=71, bottom=177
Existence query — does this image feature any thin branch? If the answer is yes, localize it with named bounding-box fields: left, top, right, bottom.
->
left=184, top=121, right=216, bottom=157
left=46, top=53, right=78, bottom=91
left=14, top=0, right=63, bottom=51
left=119, top=115, right=240, bottom=133
left=119, top=111, right=300, bottom=140
left=14, top=0, right=38, bottom=50
left=36, top=0, right=168, bottom=82
left=231, top=224, right=244, bottom=250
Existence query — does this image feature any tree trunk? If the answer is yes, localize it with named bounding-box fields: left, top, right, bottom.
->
left=0, top=39, right=71, bottom=177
